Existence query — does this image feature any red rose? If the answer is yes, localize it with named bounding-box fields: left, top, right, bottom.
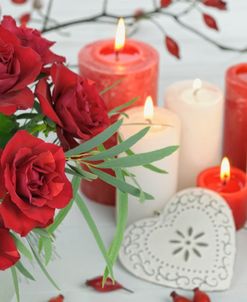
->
left=0, top=227, right=20, bottom=270
left=35, top=64, right=110, bottom=150
left=0, top=23, right=42, bottom=115
left=0, top=131, right=73, bottom=236
left=1, top=16, right=65, bottom=67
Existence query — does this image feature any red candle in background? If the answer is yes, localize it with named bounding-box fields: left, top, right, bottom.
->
left=197, top=157, right=247, bottom=230
left=223, top=63, right=247, bottom=171
left=79, top=19, right=158, bottom=206
left=78, top=18, right=159, bottom=111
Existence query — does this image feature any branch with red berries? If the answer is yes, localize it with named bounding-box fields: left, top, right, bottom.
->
left=9, top=0, right=247, bottom=59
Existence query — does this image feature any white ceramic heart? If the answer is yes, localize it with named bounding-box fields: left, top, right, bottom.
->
left=119, top=188, right=236, bottom=291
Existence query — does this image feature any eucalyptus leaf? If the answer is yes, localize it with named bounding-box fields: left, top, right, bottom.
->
left=65, top=119, right=123, bottom=157
left=103, top=169, right=128, bottom=282
left=27, top=239, right=60, bottom=290
left=15, top=261, right=35, bottom=281
left=97, top=146, right=179, bottom=169
left=119, top=135, right=168, bottom=174
left=100, top=78, right=123, bottom=95
left=12, top=234, right=33, bottom=261
left=75, top=193, right=114, bottom=280
left=108, top=97, right=139, bottom=117
left=90, top=167, right=153, bottom=200
left=83, top=127, right=150, bottom=161
left=11, top=267, right=20, bottom=302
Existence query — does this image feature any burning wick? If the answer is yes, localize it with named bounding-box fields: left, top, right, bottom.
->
left=193, top=78, right=202, bottom=100
left=144, top=96, right=154, bottom=124
left=220, top=157, right=231, bottom=186
left=114, top=18, right=125, bottom=62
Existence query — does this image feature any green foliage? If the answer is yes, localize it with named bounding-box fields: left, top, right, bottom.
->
left=0, top=113, right=19, bottom=148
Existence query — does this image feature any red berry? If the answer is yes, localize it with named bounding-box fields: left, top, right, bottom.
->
left=203, top=13, right=219, bottom=31
left=161, top=0, right=172, bottom=8
left=171, top=291, right=192, bottom=302
left=193, top=288, right=211, bottom=302
left=165, top=36, right=180, bottom=59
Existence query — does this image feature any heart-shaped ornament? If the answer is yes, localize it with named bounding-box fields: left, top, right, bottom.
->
left=119, top=188, right=236, bottom=291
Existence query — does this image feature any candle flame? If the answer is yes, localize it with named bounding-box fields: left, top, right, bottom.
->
left=193, top=78, right=202, bottom=92
left=220, top=157, right=231, bottom=184
left=115, top=18, right=125, bottom=52
left=144, top=96, right=154, bottom=122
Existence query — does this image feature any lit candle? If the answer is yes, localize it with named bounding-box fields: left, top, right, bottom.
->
left=197, top=157, right=247, bottom=230
left=165, top=80, right=224, bottom=190
left=78, top=18, right=159, bottom=111
left=79, top=19, right=159, bottom=206
left=118, top=97, right=181, bottom=225
left=223, top=63, right=247, bottom=171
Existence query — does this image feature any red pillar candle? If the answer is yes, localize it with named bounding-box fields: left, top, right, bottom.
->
left=79, top=19, right=159, bottom=206
left=78, top=19, right=159, bottom=111
left=197, top=157, right=247, bottom=230
left=223, top=63, right=247, bottom=171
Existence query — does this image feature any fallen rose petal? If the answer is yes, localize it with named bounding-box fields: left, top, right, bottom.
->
left=48, top=294, right=64, bottom=302
left=86, top=276, right=133, bottom=293
left=11, top=0, right=27, bottom=4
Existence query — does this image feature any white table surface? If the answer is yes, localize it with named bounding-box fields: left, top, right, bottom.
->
left=1, top=0, right=247, bottom=301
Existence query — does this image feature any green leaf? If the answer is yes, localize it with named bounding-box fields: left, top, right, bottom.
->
left=12, top=234, right=33, bottom=261
left=11, top=267, right=20, bottom=302
left=75, top=193, right=114, bottom=280
left=15, top=261, right=35, bottom=281
left=103, top=169, right=128, bottom=282
left=97, top=146, right=179, bottom=169
left=90, top=167, right=153, bottom=200
left=65, top=119, right=123, bottom=157
left=119, top=135, right=168, bottom=174
left=67, top=164, right=98, bottom=180
left=100, top=78, right=123, bottom=95
left=42, top=237, right=53, bottom=265
left=27, top=239, right=60, bottom=290
left=108, top=97, right=139, bottom=117
left=83, top=127, right=150, bottom=162
left=47, top=176, right=80, bottom=234
left=33, top=228, right=51, bottom=239
left=0, top=113, right=18, bottom=148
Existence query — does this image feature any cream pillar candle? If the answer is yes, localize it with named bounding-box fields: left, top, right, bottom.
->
left=165, top=80, right=224, bottom=189
left=118, top=97, right=181, bottom=225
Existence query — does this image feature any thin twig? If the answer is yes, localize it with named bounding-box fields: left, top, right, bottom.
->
left=42, top=0, right=54, bottom=31
left=39, top=1, right=247, bottom=54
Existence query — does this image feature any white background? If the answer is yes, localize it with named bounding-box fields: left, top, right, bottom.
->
left=0, top=0, right=247, bottom=301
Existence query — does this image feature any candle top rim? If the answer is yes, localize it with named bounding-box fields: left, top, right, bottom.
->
left=227, top=63, right=247, bottom=86
left=165, top=80, right=223, bottom=106
left=198, top=166, right=247, bottom=195
left=120, top=106, right=181, bottom=131
left=78, top=38, right=159, bottom=72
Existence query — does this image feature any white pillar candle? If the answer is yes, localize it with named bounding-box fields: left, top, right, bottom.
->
left=165, top=80, right=224, bottom=190
left=118, top=97, right=181, bottom=225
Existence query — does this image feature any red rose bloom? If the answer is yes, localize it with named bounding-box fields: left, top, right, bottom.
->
left=35, top=64, right=110, bottom=150
left=1, top=16, right=65, bottom=67
left=0, top=227, right=20, bottom=270
left=0, top=23, right=42, bottom=115
left=0, top=131, right=73, bottom=236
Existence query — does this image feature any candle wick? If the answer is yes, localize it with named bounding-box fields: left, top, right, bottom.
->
left=222, top=175, right=228, bottom=186
left=193, top=88, right=200, bottom=101
left=115, top=50, right=119, bottom=61
left=145, top=118, right=152, bottom=125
